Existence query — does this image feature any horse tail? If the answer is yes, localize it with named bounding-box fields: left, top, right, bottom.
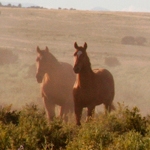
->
left=111, top=103, right=115, bottom=111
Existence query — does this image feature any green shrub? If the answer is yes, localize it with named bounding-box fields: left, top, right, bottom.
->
left=124, top=107, right=148, bottom=135
left=0, top=105, right=20, bottom=125
left=110, top=131, right=150, bottom=150
left=0, top=103, right=150, bottom=150
left=0, top=104, right=74, bottom=150
left=67, top=121, right=114, bottom=150
left=67, top=104, right=150, bottom=150
left=102, top=103, right=148, bottom=135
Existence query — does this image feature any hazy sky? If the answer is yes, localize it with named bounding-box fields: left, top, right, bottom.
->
left=1, top=0, right=150, bottom=12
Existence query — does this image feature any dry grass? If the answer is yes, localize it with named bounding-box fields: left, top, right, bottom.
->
left=0, top=7, right=150, bottom=115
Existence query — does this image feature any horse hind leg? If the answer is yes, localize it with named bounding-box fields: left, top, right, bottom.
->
left=86, top=106, right=95, bottom=122
left=104, top=102, right=115, bottom=114
left=110, top=103, right=115, bottom=111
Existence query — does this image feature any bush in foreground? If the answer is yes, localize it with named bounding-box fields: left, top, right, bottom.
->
left=0, top=104, right=74, bottom=150
left=0, top=103, right=150, bottom=150
left=67, top=104, right=150, bottom=150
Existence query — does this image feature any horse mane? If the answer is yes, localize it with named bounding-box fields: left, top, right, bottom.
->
left=47, top=51, right=61, bottom=67
left=83, top=52, right=92, bottom=72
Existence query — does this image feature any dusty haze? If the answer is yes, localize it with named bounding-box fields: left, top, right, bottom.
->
left=0, top=7, right=150, bottom=115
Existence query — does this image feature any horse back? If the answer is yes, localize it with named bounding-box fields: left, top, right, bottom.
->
left=94, top=68, right=114, bottom=82
left=94, top=68, right=115, bottom=101
left=60, top=62, right=75, bottom=88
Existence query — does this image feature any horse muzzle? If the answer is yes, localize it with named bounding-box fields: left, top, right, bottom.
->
left=73, top=66, right=81, bottom=74
left=36, top=74, right=43, bottom=83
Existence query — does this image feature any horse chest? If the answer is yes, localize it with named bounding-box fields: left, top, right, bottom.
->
left=73, top=77, right=106, bottom=107
left=73, top=86, right=96, bottom=105
left=42, top=78, right=72, bottom=103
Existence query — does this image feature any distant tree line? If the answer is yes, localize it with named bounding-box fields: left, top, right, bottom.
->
left=0, top=2, right=22, bottom=8
left=0, top=2, right=76, bottom=10
left=58, top=7, right=76, bottom=10
left=0, top=2, right=45, bottom=9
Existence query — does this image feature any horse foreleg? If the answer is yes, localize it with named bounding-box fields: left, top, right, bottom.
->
left=75, top=105, right=83, bottom=126
left=86, top=106, right=95, bottom=122
left=60, top=105, right=69, bottom=122
left=43, top=97, right=55, bottom=121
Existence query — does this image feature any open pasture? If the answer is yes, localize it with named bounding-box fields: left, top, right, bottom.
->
left=0, top=7, right=150, bottom=115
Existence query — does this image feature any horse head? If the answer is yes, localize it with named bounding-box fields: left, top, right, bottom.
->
left=36, top=46, right=49, bottom=83
left=73, top=42, right=87, bottom=73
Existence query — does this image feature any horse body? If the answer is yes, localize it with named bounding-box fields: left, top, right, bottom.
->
left=42, top=62, right=73, bottom=105
left=74, top=69, right=114, bottom=106
left=36, top=46, right=75, bottom=121
left=73, top=42, right=115, bottom=125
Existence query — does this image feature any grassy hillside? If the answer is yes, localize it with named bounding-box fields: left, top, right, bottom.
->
left=0, top=7, right=150, bottom=115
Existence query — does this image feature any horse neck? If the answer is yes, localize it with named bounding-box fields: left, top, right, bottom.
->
left=45, top=57, right=61, bottom=80
left=77, top=55, right=94, bottom=87
left=49, top=64, right=61, bottom=76
left=81, top=54, right=93, bottom=73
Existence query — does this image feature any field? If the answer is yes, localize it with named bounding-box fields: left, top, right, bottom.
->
left=0, top=7, right=150, bottom=116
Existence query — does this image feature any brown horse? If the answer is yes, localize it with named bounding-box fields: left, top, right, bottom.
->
left=73, top=42, right=115, bottom=125
left=36, top=46, right=75, bottom=121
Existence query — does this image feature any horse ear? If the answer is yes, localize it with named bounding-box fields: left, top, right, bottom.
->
left=37, top=46, right=41, bottom=53
left=84, top=42, right=87, bottom=50
left=74, top=42, right=78, bottom=49
left=45, top=46, right=49, bottom=52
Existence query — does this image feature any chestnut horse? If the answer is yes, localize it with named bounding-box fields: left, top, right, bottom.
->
left=73, top=42, right=115, bottom=125
left=36, top=46, right=75, bottom=121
